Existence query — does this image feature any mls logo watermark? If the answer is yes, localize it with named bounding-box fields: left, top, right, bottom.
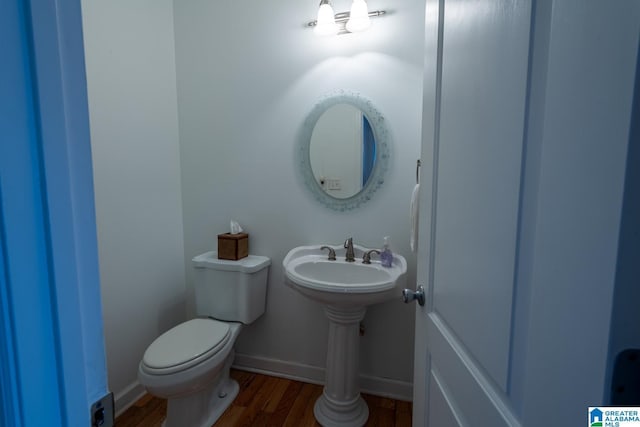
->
left=589, top=407, right=640, bottom=427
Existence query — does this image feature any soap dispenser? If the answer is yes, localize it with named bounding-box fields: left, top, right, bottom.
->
left=380, top=236, right=393, bottom=268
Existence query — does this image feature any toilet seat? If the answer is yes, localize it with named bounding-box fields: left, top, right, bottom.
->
left=142, top=318, right=230, bottom=375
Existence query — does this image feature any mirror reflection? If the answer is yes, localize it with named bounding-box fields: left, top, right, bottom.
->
left=298, top=91, right=390, bottom=211
left=309, top=104, right=376, bottom=199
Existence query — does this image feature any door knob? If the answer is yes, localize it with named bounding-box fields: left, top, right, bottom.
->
left=402, top=285, right=425, bottom=306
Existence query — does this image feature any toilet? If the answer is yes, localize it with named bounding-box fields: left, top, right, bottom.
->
left=138, top=251, right=270, bottom=427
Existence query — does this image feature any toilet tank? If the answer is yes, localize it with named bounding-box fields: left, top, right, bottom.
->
left=192, top=251, right=271, bottom=324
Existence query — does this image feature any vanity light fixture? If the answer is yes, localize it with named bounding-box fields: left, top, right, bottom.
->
left=308, top=0, right=386, bottom=36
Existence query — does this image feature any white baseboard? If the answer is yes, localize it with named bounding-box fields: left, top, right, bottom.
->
left=233, top=353, right=413, bottom=402
left=114, top=380, right=146, bottom=418
left=113, top=354, right=412, bottom=418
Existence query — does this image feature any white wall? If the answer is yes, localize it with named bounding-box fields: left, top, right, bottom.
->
left=81, top=0, right=186, bottom=414
left=174, top=0, right=424, bottom=393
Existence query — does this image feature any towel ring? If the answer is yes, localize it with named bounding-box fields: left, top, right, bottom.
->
left=416, top=159, right=421, bottom=184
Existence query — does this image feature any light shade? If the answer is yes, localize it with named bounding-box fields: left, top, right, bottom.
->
left=314, top=1, right=339, bottom=36
left=346, top=0, right=371, bottom=33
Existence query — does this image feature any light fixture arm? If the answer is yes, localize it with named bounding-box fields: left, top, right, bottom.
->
left=306, top=9, right=386, bottom=28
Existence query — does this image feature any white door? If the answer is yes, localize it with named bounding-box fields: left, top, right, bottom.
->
left=411, top=1, right=640, bottom=426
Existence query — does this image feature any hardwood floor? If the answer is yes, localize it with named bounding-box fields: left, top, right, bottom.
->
left=116, top=369, right=412, bottom=427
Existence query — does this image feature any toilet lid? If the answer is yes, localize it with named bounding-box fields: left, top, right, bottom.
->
left=142, top=318, right=230, bottom=373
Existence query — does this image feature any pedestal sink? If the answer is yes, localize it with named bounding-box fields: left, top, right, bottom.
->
left=283, top=244, right=407, bottom=427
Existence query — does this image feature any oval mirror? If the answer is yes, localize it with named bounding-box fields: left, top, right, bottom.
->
left=298, top=91, right=390, bottom=211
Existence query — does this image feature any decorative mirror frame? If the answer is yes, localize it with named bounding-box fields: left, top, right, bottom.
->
left=297, top=90, right=391, bottom=211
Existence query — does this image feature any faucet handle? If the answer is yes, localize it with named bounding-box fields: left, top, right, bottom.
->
left=344, top=237, right=353, bottom=248
left=320, top=246, right=336, bottom=261
left=362, top=249, right=381, bottom=264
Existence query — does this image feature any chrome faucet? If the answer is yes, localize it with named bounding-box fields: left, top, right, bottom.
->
left=320, top=245, right=336, bottom=261
left=344, top=237, right=355, bottom=262
left=362, top=249, right=381, bottom=264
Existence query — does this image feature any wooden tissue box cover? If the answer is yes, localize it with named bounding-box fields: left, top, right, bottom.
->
left=217, top=233, right=249, bottom=260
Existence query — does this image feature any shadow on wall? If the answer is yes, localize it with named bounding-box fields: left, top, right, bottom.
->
left=157, top=297, right=187, bottom=338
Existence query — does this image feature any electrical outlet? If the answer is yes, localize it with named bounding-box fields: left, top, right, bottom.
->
left=327, top=178, right=342, bottom=190
left=91, top=392, right=114, bottom=427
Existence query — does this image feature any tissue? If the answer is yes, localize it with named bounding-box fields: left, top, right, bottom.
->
left=230, top=220, right=244, bottom=234
left=218, top=221, right=248, bottom=260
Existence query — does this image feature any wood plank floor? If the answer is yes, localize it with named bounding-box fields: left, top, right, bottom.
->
left=116, top=369, right=412, bottom=427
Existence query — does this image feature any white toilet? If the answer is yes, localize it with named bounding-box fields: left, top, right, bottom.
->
left=138, top=251, right=270, bottom=427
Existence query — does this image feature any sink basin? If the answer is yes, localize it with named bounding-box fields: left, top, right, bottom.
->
left=283, top=244, right=407, bottom=307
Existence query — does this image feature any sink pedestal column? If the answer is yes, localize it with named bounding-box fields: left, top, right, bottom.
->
left=314, top=305, right=368, bottom=427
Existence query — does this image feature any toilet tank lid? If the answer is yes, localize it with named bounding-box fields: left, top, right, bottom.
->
left=192, top=251, right=271, bottom=273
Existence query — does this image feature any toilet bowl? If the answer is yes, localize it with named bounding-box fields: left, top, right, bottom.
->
left=138, top=252, right=270, bottom=427
left=138, top=319, right=241, bottom=427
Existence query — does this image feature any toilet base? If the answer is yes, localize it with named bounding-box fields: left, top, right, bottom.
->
left=162, top=353, right=239, bottom=427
